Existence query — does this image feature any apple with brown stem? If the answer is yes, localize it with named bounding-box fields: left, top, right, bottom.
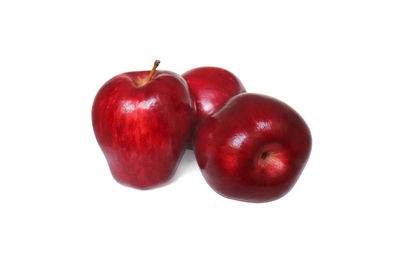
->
left=92, top=60, right=195, bottom=189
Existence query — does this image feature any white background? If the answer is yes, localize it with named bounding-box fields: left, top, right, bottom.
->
left=1, top=0, right=399, bottom=266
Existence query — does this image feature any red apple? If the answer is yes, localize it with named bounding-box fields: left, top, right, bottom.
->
left=92, top=61, right=195, bottom=189
left=182, top=67, right=246, bottom=146
left=194, top=93, right=312, bottom=202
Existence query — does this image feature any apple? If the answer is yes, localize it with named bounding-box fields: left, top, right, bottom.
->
left=194, top=93, right=312, bottom=202
left=182, top=67, right=246, bottom=146
left=92, top=60, right=195, bottom=189
left=182, top=67, right=246, bottom=122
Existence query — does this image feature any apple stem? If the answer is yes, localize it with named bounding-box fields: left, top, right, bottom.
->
left=147, top=60, right=161, bottom=82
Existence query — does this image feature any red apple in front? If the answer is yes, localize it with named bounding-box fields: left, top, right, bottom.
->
left=182, top=67, right=246, bottom=147
left=92, top=61, right=195, bottom=189
left=194, top=93, right=312, bottom=202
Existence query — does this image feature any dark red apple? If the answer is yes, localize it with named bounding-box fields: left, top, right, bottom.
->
left=92, top=61, right=195, bottom=189
left=182, top=66, right=246, bottom=130
left=194, top=93, right=312, bottom=202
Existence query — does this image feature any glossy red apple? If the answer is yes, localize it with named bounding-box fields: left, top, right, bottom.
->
left=92, top=61, right=195, bottom=189
left=182, top=67, right=246, bottom=139
left=194, top=93, right=312, bottom=202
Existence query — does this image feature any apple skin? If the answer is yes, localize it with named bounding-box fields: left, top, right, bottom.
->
left=194, top=93, right=312, bottom=203
left=92, top=70, right=195, bottom=189
left=182, top=67, right=246, bottom=125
